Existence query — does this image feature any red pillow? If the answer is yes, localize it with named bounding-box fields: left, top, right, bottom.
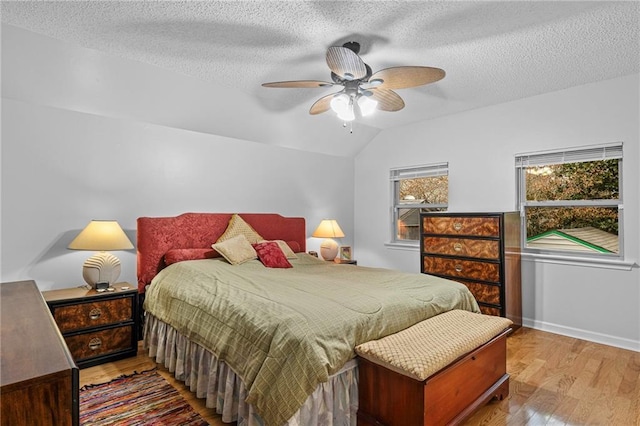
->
left=285, top=240, right=301, bottom=253
left=164, top=248, right=218, bottom=266
left=252, top=242, right=292, bottom=268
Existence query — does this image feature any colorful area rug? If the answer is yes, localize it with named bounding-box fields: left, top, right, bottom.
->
left=80, top=369, right=209, bottom=425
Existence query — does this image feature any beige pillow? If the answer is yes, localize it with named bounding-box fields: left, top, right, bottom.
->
left=212, top=234, right=257, bottom=265
left=216, top=214, right=264, bottom=245
left=259, top=240, right=298, bottom=259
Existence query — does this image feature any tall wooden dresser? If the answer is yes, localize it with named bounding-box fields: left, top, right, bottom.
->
left=420, top=212, right=522, bottom=328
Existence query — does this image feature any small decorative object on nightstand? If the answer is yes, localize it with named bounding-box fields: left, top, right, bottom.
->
left=339, top=245, right=351, bottom=260
left=43, top=282, right=138, bottom=369
left=68, top=220, right=134, bottom=289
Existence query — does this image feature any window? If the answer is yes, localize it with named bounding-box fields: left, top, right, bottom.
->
left=390, top=163, right=448, bottom=243
left=516, top=143, right=623, bottom=257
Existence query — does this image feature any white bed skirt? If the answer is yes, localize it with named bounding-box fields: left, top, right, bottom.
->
left=144, top=314, right=359, bottom=426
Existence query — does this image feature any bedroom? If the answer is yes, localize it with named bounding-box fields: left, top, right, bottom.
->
left=1, top=1, right=638, bottom=425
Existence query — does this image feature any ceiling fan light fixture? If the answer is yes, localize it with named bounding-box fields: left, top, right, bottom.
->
left=262, top=41, right=445, bottom=125
left=357, top=95, right=378, bottom=117
left=336, top=106, right=355, bottom=122
left=330, top=93, right=350, bottom=113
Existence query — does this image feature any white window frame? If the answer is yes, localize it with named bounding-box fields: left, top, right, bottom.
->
left=389, top=162, right=448, bottom=247
left=516, top=142, right=624, bottom=262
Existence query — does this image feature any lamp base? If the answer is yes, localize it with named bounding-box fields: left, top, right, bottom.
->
left=319, top=239, right=339, bottom=261
left=82, top=252, right=121, bottom=288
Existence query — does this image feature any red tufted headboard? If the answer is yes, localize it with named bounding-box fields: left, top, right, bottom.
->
left=137, top=213, right=306, bottom=293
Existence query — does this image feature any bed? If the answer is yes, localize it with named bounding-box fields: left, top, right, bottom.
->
left=138, top=213, right=480, bottom=426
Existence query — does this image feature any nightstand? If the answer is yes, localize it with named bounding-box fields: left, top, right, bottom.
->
left=333, top=258, right=357, bottom=265
left=43, top=282, right=138, bottom=369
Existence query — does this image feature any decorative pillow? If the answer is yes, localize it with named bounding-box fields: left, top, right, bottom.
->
left=164, top=248, right=218, bottom=266
left=216, top=214, right=264, bottom=245
left=212, top=235, right=257, bottom=265
left=258, top=239, right=298, bottom=259
left=286, top=240, right=302, bottom=253
left=253, top=241, right=292, bottom=268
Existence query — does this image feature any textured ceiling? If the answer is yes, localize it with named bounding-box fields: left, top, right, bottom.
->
left=1, top=1, right=639, bottom=150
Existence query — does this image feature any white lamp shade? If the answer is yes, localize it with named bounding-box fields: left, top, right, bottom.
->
left=312, top=220, right=345, bottom=238
left=330, top=94, right=350, bottom=114
left=358, top=95, right=378, bottom=116
left=331, top=94, right=355, bottom=122
left=68, top=220, right=133, bottom=251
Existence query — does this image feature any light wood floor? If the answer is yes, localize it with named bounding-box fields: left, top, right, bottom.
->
left=80, top=327, right=640, bottom=425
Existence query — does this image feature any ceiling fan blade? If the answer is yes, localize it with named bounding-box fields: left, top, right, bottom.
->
left=369, top=66, right=445, bottom=89
left=369, top=89, right=405, bottom=112
left=262, top=80, right=334, bottom=88
left=309, top=93, right=338, bottom=115
left=326, top=47, right=367, bottom=80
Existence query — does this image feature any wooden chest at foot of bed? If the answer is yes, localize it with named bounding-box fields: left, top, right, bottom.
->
left=355, top=310, right=511, bottom=426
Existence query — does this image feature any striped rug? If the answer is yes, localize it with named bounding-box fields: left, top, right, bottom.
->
left=80, top=369, right=208, bottom=425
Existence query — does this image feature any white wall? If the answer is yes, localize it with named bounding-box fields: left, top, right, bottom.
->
left=0, top=26, right=356, bottom=291
left=355, top=74, right=640, bottom=351
left=1, top=99, right=354, bottom=290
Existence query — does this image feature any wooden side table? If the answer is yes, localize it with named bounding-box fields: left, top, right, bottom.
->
left=43, top=282, right=138, bottom=369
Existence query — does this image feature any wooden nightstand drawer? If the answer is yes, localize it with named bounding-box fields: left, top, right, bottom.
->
left=422, top=236, right=500, bottom=259
left=52, top=297, right=132, bottom=332
left=43, top=283, right=138, bottom=369
left=423, top=256, right=500, bottom=283
left=64, top=325, right=134, bottom=361
left=422, top=216, right=500, bottom=237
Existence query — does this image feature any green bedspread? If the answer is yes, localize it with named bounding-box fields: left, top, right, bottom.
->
left=144, top=254, right=480, bottom=426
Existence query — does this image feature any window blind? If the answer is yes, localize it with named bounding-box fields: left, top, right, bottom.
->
left=515, top=142, right=622, bottom=168
left=390, top=162, right=448, bottom=180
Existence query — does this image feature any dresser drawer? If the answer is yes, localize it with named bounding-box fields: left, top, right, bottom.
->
left=479, top=305, right=501, bottom=316
left=422, top=216, right=500, bottom=237
left=422, top=236, right=500, bottom=259
left=52, top=297, right=132, bottom=333
left=423, top=256, right=500, bottom=283
left=64, top=325, right=134, bottom=362
left=456, top=281, right=501, bottom=305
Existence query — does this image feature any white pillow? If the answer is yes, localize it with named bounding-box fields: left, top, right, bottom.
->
left=212, top=234, right=257, bottom=265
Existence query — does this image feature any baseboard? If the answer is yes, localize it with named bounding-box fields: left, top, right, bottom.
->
left=523, top=317, right=640, bottom=352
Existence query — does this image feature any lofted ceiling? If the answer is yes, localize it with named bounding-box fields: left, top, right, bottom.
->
left=1, top=1, right=639, bottom=157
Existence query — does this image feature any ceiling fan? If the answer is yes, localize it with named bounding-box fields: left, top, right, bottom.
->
left=262, top=41, right=445, bottom=122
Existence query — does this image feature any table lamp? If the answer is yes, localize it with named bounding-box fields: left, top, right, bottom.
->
left=68, top=220, right=134, bottom=288
left=312, top=219, right=345, bottom=261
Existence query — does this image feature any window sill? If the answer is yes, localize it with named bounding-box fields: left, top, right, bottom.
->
left=522, top=252, right=637, bottom=271
left=385, top=241, right=420, bottom=251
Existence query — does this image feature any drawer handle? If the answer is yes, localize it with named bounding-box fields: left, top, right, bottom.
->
left=455, top=264, right=463, bottom=272
left=453, top=222, right=462, bottom=231
left=453, top=243, right=463, bottom=252
left=88, top=337, right=102, bottom=351
left=89, top=308, right=102, bottom=320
